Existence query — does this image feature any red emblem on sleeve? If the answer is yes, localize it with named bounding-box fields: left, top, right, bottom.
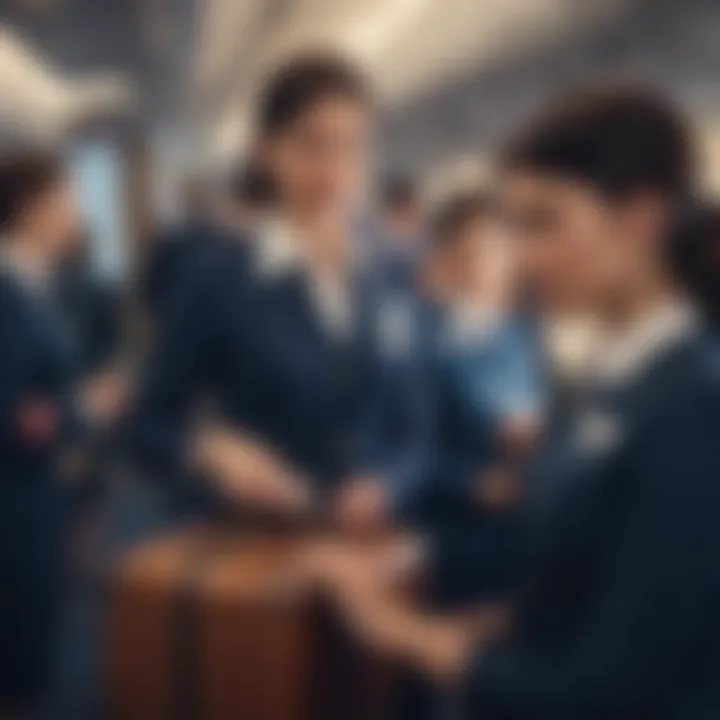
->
left=17, top=398, right=58, bottom=446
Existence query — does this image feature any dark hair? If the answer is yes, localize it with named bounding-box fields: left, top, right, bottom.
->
left=228, top=161, right=275, bottom=208
left=431, top=192, right=494, bottom=246
left=381, top=175, right=418, bottom=211
left=503, top=87, right=719, bottom=321
left=258, top=53, right=371, bottom=137
left=502, top=86, right=694, bottom=201
left=0, top=149, right=64, bottom=234
left=668, top=200, right=720, bottom=328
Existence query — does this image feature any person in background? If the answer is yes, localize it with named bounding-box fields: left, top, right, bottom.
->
left=379, top=192, right=544, bottom=720
left=417, top=192, right=543, bottom=606
left=309, top=87, right=720, bottom=720
left=53, top=229, right=128, bottom=575
left=54, top=228, right=124, bottom=404
left=130, top=53, right=431, bottom=523
left=0, top=150, right=82, bottom=719
left=377, top=174, right=425, bottom=289
left=52, top=231, right=128, bottom=559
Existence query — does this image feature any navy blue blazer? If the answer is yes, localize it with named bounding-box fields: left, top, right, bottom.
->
left=0, top=268, right=79, bottom=701
left=467, top=330, right=720, bottom=719
left=130, top=230, right=431, bottom=513
left=142, top=218, right=228, bottom=321
left=0, top=269, right=80, bottom=474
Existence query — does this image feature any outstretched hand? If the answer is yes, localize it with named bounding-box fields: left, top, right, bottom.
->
left=297, top=537, right=488, bottom=683
left=195, top=425, right=313, bottom=514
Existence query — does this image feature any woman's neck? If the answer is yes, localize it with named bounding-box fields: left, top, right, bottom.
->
left=282, top=210, right=348, bottom=277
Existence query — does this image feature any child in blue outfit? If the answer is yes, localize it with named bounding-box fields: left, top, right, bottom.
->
left=419, top=193, right=544, bottom=605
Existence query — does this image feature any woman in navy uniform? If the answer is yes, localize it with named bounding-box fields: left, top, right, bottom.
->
left=418, top=193, right=543, bottom=606
left=131, top=54, right=430, bottom=522
left=0, top=151, right=82, bottom=717
left=310, top=87, right=720, bottom=719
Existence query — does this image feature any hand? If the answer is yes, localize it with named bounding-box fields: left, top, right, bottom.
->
left=195, top=426, right=312, bottom=514
left=299, top=533, right=427, bottom=593
left=473, top=465, right=522, bottom=511
left=314, top=549, right=472, bottom=681
left=300, top=540, right=499, bottom=682
left=333, top=476, right=388, bottom=531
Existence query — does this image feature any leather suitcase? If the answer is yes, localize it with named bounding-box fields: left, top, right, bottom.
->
left=107, top=526, right=397, bottom=720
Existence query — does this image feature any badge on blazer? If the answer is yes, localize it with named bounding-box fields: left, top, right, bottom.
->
left=377, top=296, right=415, bottom=360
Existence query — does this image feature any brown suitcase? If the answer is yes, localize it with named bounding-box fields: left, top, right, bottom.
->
left=107, top=526, right=397, bottom=720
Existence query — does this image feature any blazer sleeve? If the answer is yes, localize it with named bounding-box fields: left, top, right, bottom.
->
left=353, top=298, right=437, bottom=520
left=381, top=338, right=437, bottom=520
left=0, top=293, right=31, bottom=440
left=128, top=248, right=226, bottom=482
left=466, top=381, right=720, bottom=719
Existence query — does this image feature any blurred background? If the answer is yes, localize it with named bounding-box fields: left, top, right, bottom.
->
left=4, top=0, right=720, bottom=287
left=1, top=0, right=719, bottom=717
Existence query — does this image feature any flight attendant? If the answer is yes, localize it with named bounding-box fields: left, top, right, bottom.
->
left=131, top=54, right=430, bottom=521
left=0, top=150, right=82, bottom=718
left=310, top=87, right=720, bottom=719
